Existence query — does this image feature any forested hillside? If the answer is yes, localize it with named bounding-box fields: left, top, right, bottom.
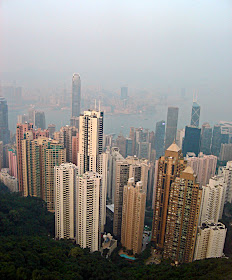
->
left=0, top=189, right=232, bottom=280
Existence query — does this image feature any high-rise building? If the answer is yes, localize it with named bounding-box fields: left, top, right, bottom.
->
left=151, top=142, right=187, bottom=248
left=186, top=153, right=217, bottom=186
left=34, top=110, right=46, bottom=130
left=71, top=132, right=79, bottom=166
left=176, top=128, right=185, bottom=150
left=55, top=163, right=78, bottom=240
left=199, top=177, right=225, bottom=224
left=17, top=114, right=29, bottom=124
left=116, top=134, right=127, bottom=158
left=120, top=86, right=128, bottom=100
left=47, top=124, right=56, bottom=138
left=0, top=97, right=10, bottom=144
left=165, top=107, right=179, bottom=150
left=190, top=101, right=200, bottom=127
left=211, top=124, right=221, bottom=156
left=121, top=179, right=146, bottom=255
left=59, top=126, right=78, bottom=163
left=154, top=121, right=165, bottom=159
left=200, top=123, right=212, bottom=155
left=107, top=147, right=124, bottom=202
left=16, top=123, right=34, bottom=194
left=113, top=161, right=130, bottom=238
left=44, top=142, right=66, bottom=212
left=194, top=222, right=227, bottom=260
left=163, top=166, right=202, bottom=263
left=72, top=73, right=81, bottom=118
left=182, top=126, right=201, bottom=157
left=219, top=143, right=232, bottom=161
left=218, top=161, right=232, bottom=204
left=8, top=148, right=17, bottom=178
left=78, top=110, right=103, bottom=175
left=76, top=171, right=102, bottom=252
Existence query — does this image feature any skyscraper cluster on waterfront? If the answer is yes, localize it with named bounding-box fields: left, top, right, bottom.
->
left=1, top=75, right=231, bottom=263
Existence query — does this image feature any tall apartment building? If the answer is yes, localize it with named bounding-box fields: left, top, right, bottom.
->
left=44, top=142, right=66, bottom=212
left=77, top=110, right=107, bottom=232
left=58, top=126, right=78, bottom=163
left=71, top=132, right=79, bottom=165
left=55, top=163, right=78, bottom=240
left=163, top=166, right=202, bottom=263
left=78, top=110, right=103, bottom=175
left=113, top=161, right=130, bottom=238
left=165, top=107, right=179, bottom=150
left=194, top=222, right=227, bottom=260
left=186, top=153, right=217, bottom=186
left=219, top=143, right=232, bottom=161
left=199, top=177, right=225, bottom=224
left=72, top=73, right=81, bottom=118
left=219, top=161, right=232, bottom=204
left=151, top=142, right=187, bottom=248
left=107, top=147, right=125, bottom=202
left=16, top=123, right=34, bottom=194
left=121, top=179, right=146, bottom=255
left=8, top=149, right=17, bottom=178
left=76, top=172, right=102, bottom=252
left=113, top=156, right=150, bottom=239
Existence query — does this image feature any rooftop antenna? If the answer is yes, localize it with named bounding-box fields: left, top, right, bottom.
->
left=99, top=100, right=101, bottom=112
left=95, top=99, right=97, bottom=110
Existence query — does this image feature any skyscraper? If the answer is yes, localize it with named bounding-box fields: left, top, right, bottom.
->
left=34, top=110, right=46, bottom=130
left=0, top=97, right=10, bottom=144
left=165, top=107, right=179, bottom=150
left=121, top=179, right=146, bottom=255
left=55, top=163, right=78, bottom=240
left=211, top=124, right=229, bottom=157
left=182, top=126, right=201, bottom=157
left=190, top=101, right=200, bottom=127
left=154, top=120, right=165, bottom=159
left=78, top=110, right=103, bottom=175
left=163, top=166, right=202, bottom=263
left=72, top=73, right=81, bottom=118
left=200, top=123, right=212, bottom=155
left=76, top=171, right=102, bottom=252
left=151, top=142, right=187, bottom=248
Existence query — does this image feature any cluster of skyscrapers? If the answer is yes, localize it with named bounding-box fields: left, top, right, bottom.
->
left=1, top=77, right=232, bottom=264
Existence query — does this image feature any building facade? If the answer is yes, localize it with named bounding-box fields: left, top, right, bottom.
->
left=72, top=73, right=81, bottom=118
left=55, top=163, right=78, bottom=240
left=165, top=107, right=179, bottom=150
left=121, top=179, right=146, bottom=255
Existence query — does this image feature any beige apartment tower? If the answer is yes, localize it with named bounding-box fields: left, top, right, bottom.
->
left=163, top=166, right=202, bottom=263
left=121, top=178, right=146, bottom=255
left=152, top=142, right=187, bottom=248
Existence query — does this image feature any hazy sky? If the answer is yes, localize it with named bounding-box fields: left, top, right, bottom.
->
left=1, top=0, right=231, bottom=92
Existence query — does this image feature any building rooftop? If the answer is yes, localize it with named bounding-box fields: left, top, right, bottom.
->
left=166, top=142, right=181, bottom=152
left=183, top=166, right=194, bottom=174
